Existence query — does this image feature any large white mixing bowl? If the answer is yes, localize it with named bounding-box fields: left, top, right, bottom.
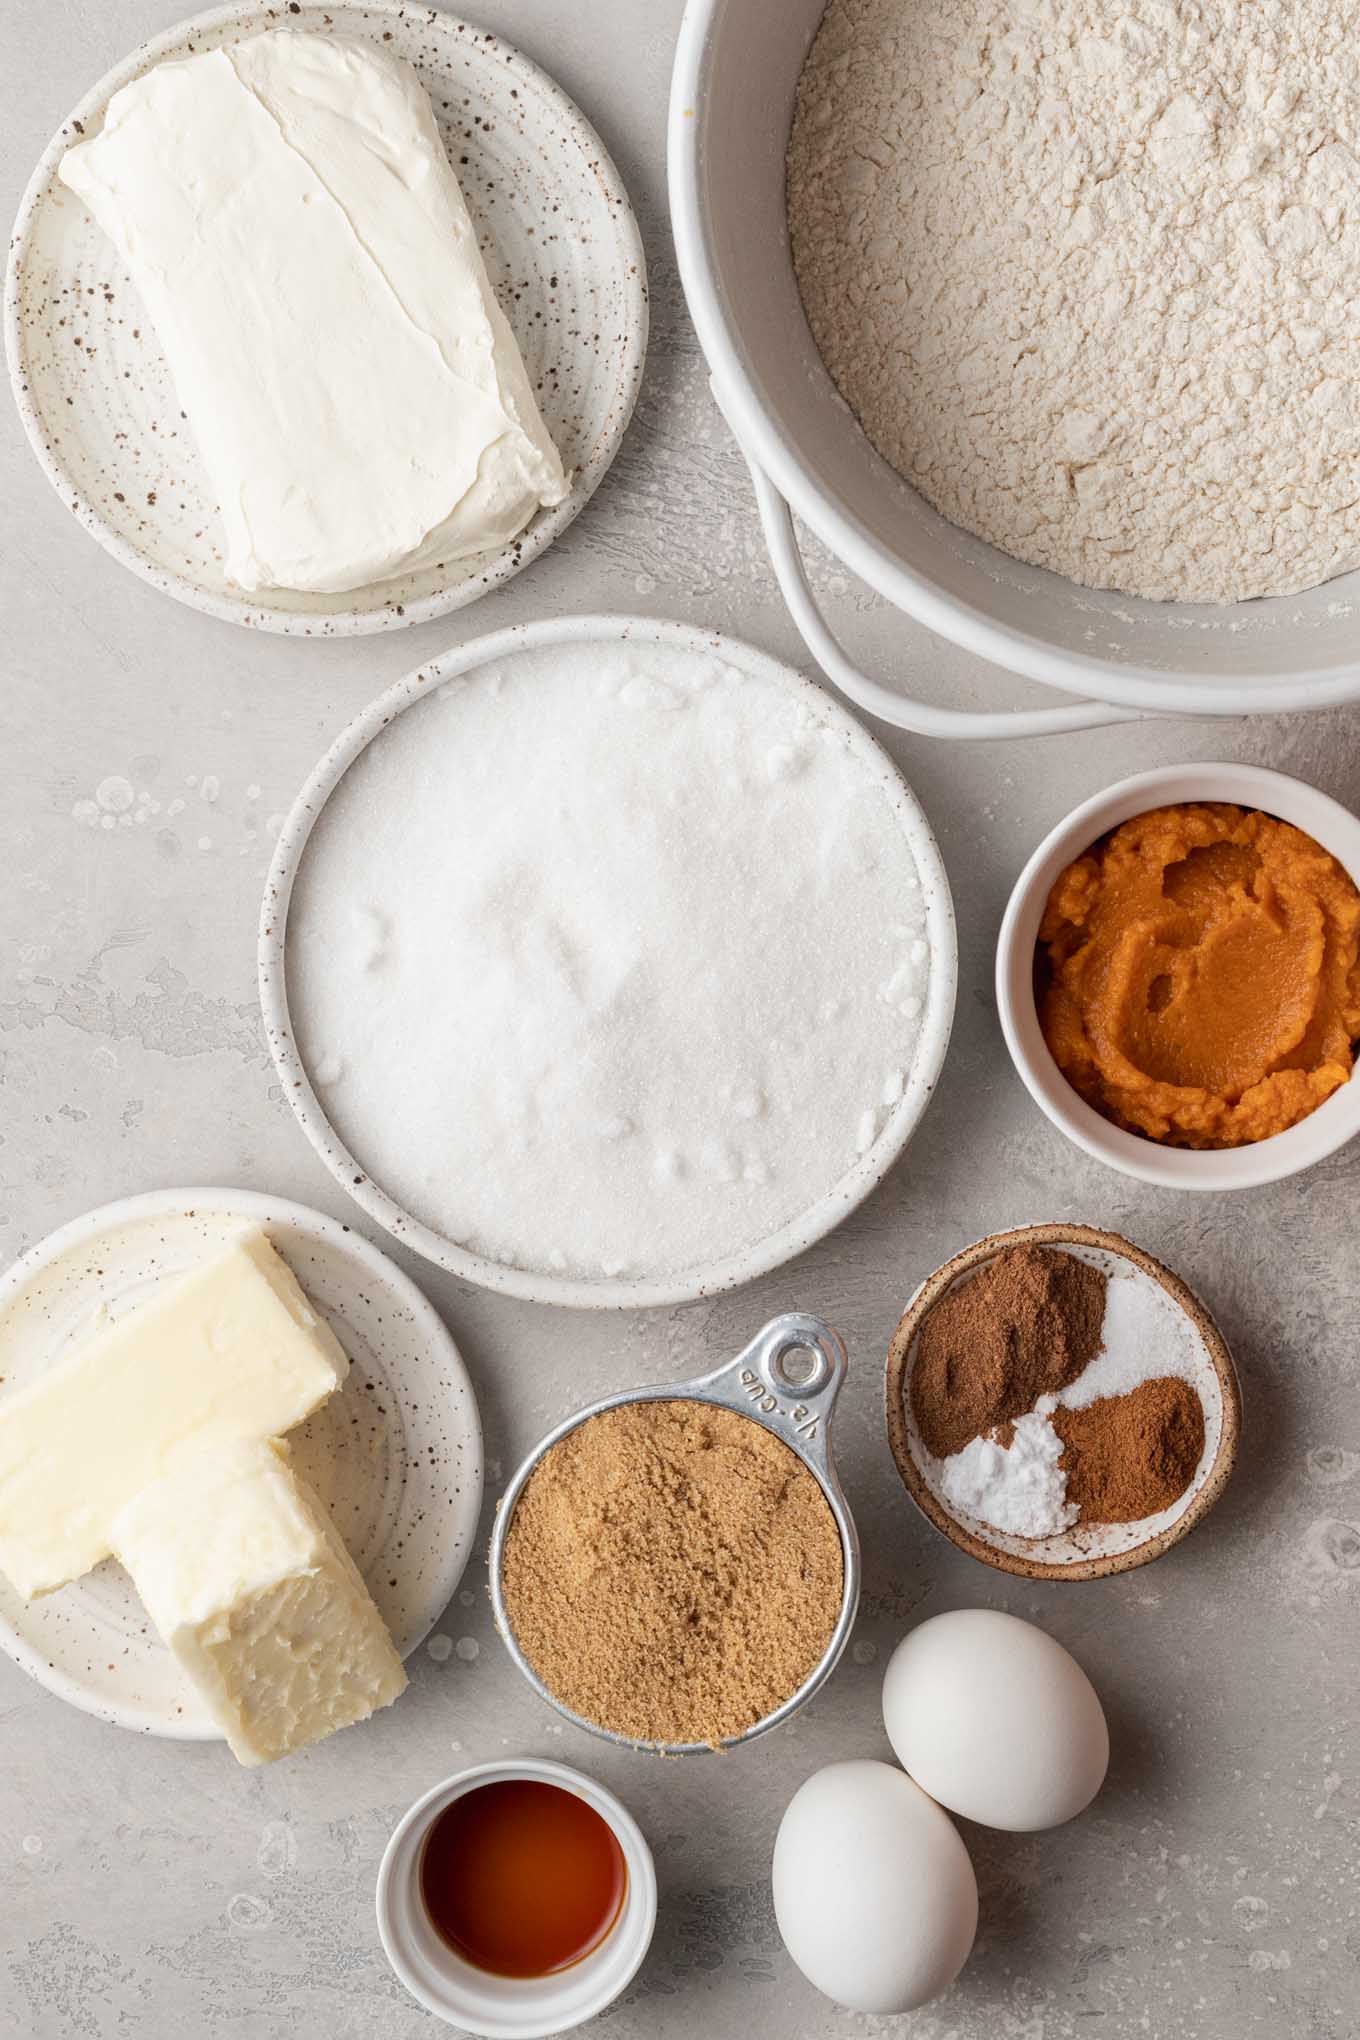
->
left=669, top=0, right=1360, bottom=739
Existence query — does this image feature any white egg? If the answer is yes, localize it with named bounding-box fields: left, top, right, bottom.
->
left=882, top=1608, right=1109, bottom=1832
left=771, top=1758, right=978, bottom=2014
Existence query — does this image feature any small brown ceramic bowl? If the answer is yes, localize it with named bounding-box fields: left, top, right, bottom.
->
left=885, top=1222, right=1241, bottom=1582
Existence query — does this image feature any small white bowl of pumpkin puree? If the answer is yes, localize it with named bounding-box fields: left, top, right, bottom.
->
left=997, top=763, right=1360, bottom=1191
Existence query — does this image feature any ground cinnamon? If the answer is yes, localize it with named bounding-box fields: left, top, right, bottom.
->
left=1053, top=1378, right=1205, bottom=1522
left=499, top=1399, right=843, bottom=1747
left=911, top=1243, right=1107, bottom=1459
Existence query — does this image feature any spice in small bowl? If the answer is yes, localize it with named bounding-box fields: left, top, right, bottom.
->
left=885, top=1223, right=1240, bottom=1581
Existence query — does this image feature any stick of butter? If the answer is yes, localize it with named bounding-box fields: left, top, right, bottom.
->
left=112, top=1436, right=406, bottom=1765
left=0, top=1229, right=347, bottom=1599
left=58, top=31, right=568, bottom=595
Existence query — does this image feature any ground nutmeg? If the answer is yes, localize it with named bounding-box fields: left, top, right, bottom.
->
left=911, top=1242, right=1107, bottom=1459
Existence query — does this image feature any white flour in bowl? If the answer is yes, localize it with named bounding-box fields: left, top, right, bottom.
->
left=789, top=0, right=1360, bottom=604
left=285, top=639, right=934, bottom=1282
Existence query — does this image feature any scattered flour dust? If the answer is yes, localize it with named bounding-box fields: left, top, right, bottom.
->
left=788, top=0, right=1360, bottom=603
left=287, top=639, right=933, bottom=1283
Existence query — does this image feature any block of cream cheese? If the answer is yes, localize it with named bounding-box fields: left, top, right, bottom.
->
left=58, top=31, right=568, bottom=594
left=0, top=1229, right=347, bottom=1599
left=113, top=1435, right=406, bottom=1765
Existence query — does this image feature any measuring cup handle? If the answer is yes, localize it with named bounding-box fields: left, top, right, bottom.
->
left=688, top=1314, right=852, bottom=1471
left=734, top=1311, right=848, bottom=1416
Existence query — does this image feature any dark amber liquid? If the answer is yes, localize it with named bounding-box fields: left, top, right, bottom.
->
left=419, top=1779, right=627, bottom=1979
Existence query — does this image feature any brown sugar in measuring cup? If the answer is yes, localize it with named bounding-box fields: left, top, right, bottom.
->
left=489, top=1313, right=862, bottom=1753
left=499, top=1398, right=844, bottom=1747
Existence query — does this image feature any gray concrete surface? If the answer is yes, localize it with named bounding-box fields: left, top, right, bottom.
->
left=2, top=4, right=1357, bottom=2036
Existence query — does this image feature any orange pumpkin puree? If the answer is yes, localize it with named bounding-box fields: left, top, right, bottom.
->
left=1037, top=804, right=1360, bottom=1149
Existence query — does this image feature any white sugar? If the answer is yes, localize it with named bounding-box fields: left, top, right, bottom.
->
left=287, top=640, right=933, bottom=1282
left=1056, top=1260, right=1207, bottom=1410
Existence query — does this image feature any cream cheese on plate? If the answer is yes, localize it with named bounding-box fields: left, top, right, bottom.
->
left=58, top=31, right=568, bottom=594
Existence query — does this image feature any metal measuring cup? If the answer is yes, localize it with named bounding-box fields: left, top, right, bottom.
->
left=488, top=1312, right=862, bottom=1755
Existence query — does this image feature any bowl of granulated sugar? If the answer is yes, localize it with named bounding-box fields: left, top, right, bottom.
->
left=261, top=615, right=955, bottom=1308
left=885, top=1223, right=1241, bottom=1581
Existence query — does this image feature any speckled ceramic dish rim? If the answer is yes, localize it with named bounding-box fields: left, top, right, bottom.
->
left=3, top=0, right=648, bottom=636
left=258, top=613, right=959, bottom=1309
left=0, top=1186, right=484, bottom=1739
left=884, top=1222, right=1243, bottom=1583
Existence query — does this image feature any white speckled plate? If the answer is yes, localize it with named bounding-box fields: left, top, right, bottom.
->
left=0, top=1188, right=482, bottom=1740
left=4, top=2, right=647, bottom=635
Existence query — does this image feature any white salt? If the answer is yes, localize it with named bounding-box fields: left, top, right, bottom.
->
left=287, top=640, right=933, bottom=1281
left=938, top=1411, right=1076, bottom=1536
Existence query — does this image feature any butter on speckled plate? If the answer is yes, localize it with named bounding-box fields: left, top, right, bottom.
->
left=0, top=1187, right=481, bottom=1738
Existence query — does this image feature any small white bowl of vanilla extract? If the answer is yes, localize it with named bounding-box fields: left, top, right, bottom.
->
left=376, top=1758, right=657, bottom=2035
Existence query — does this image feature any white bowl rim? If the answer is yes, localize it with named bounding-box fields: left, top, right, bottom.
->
left=374, top=1757, right=657, bottom=2038
left=668, top=0, right=1360, bottom=717
left=4, top=0, right=648, bottom=638
left=996, top=762, right=1360, bottom=1191
left=259, top=612, right=958, bottom=1308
